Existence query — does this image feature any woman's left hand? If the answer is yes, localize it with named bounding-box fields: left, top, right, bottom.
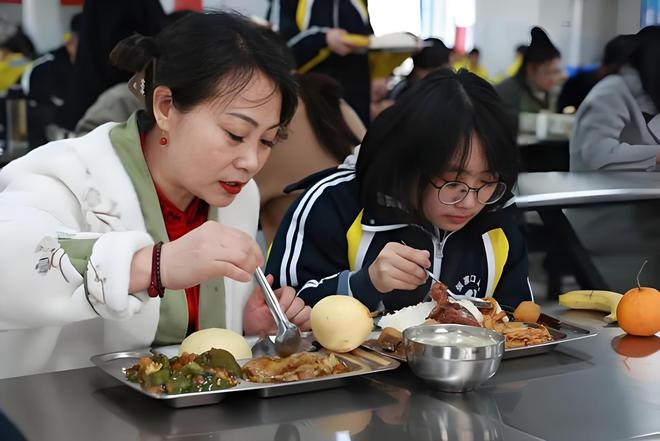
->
left=243, top=274, right=312, bottom=336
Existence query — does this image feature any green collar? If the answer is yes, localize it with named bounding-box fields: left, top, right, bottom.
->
left=109, top=113, right=226, bottom=344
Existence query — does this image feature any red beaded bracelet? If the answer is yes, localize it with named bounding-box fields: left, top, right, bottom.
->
left=147, top=241, right=165, bottom=298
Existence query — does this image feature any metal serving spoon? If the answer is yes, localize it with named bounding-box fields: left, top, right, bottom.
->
left=251, top=332, right=277, bottom=357
left=254, top=267, right=302, bottom=357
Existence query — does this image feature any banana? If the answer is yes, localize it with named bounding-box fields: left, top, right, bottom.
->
left=558, top=290, right=623, bottom=323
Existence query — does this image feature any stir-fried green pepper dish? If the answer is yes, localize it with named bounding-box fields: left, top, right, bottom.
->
left=125, top=348, right=241, bottom=394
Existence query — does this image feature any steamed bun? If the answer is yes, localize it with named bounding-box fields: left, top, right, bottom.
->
left=179, top=328, right=251, bottom=359
left=311, top=295, right=373, bottom=353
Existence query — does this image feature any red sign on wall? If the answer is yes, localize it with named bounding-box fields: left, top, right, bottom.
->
left=174, top=0, right=202, bottom=11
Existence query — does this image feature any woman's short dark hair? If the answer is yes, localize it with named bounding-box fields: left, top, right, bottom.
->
left=516, top=26, right=560, bottom=81
left=356, top=68, right=518, bottom=224
left=110, top=11, right=298, bottom=139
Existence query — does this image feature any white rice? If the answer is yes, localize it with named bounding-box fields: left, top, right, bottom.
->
left=377, top=301, right=435, bottom=332
left=376, top=299, right=488, bottom=332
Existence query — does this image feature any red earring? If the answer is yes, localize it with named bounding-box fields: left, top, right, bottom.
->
left=159, top=130, right=168, bottom=146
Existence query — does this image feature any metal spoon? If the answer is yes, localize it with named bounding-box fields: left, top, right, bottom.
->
left=251, top=332, right=277, bottom=357
left=254, top=267, right=302, bottom=357
left=400, top=241, right=492, bottom=309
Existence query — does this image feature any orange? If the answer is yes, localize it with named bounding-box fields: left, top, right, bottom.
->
left=616, top=287, right=660, bottom=336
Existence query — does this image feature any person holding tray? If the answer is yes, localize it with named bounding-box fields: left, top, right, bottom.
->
left=266, top=68, right=534, bottom=312
left=0, top=11, right=310, bottom=379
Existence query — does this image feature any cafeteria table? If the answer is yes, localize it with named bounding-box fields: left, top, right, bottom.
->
left=0, top=305, right=658, bottom=441
left=515, top=171, right=660, bottom=292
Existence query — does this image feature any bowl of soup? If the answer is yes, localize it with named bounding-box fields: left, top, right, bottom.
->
left=403, top=324, right=504, bottom=392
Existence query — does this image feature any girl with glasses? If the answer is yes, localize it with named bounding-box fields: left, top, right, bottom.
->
left=266, top=68, right=533, bottom=312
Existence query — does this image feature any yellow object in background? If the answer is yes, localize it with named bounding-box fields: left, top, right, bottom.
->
left=453, top=58, right=490, bottom=82
left=0, top=52, right=30, bottom=92
left=369, top=51, right=413, bottom=80
left=342, top=33, right=370, bottom=47
left=505, top=54, right=523, bottom=78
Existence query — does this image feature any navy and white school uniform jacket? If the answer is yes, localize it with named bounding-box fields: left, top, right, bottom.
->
left=266, top=167, right=533, bottom=311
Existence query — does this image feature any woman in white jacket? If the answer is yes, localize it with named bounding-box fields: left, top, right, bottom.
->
left=0, top=11, right=310, bottom=378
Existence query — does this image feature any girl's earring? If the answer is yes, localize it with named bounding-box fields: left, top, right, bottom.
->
left=159, top=130, right=168, bottom=146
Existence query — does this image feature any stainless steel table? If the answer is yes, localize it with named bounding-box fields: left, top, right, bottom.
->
left=515, top=171, right=660, bottom=292
left=516, top=171, right=660, bottom=209
left=1, top=306, right=659, bottom=441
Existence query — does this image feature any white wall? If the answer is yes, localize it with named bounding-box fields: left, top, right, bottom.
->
left=22, top=0, right=62, bottom=53
left=617, top=0, right=641, bottom=34
left=537, top=0, right=574, bottom=66
left=475, top=0, right=642, bottom=77
left=473, top=0, right=541, bottom=79
left=580, top=0, right=619, bottom=65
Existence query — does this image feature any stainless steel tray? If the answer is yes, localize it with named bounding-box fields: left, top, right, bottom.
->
left=91, top=345, right=399, bottom=408
left=362, top=313, right=597, bottom=361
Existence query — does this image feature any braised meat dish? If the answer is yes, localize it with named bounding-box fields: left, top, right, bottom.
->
left=426, top=282, right=481, bottom=327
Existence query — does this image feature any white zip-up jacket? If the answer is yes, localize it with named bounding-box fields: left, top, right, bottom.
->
left=0, top=113, right=257, bottom=379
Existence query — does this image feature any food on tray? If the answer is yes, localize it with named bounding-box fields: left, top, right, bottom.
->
left=559, top=289, right=622, bottom=323
left=371, top=283, right=552, bottom=351
left=477, top=297, right=552, bottom=348
left=125, top=348, right=241, bottom=394
left=427, top=282, right=482, bottom=326
left=378, top=301, right=436, bottom=331
left=492, top=323, right=553, bottom=348
left=377, top=327, right=403, bottom=353
left=617, top=285, right=660, bottom=337
left=242, top=351, right=350, bottom=383
left=179, top=328, right=252, bottom=359
left=311, top=295, right=373, bottom=352
left=513, top=300, right=541, bottom=323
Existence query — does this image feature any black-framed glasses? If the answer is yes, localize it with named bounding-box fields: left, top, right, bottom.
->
left=429, top=180, right=507, bottom=205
